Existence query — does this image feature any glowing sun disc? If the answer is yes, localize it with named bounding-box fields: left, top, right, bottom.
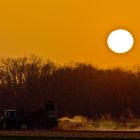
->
left=107, top=29, right=134, bottom=54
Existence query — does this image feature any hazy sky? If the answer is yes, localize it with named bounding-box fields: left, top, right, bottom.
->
left=0, top=0, right=140, bottom=69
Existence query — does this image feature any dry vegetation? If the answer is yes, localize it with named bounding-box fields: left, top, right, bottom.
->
left=58, top=115, right=140, bottom=131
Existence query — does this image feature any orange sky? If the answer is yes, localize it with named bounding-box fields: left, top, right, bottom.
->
left=0, top=0, right=140, bottom=69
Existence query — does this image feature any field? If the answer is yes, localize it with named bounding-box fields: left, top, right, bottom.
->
left=0, top=130, right=139, bottom=139
left=0, top=116, right=140, bottom=139
left=0, top=137, right=120, bottom=140
left=0, top=137, right=133, bottom=140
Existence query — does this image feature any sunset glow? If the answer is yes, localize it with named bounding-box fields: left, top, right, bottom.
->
left=0, top=0, right=139, bottom=69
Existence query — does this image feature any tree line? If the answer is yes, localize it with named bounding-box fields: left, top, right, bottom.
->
left=0, top=55, right=140, bottom=120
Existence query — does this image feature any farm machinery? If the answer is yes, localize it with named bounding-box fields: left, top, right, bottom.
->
left=0, top=101, right=58, bottom=129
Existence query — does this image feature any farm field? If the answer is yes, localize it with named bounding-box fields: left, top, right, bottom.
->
left=0, top=137, right=120, bottom=140
left=0, top=130, right=139, bottom=139
left=0, top=137, right=133, bottom=140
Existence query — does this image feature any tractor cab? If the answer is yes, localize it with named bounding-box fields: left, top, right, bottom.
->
left=0, top=109, right=17, bottom=129
left=4, top=109, right=16, bottom=119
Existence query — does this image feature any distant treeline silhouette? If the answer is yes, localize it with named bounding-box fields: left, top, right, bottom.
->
left=0, top=55, right=139, bottom=120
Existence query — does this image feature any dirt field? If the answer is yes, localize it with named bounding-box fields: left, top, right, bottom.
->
left=0, top=130, right=139, bottom=139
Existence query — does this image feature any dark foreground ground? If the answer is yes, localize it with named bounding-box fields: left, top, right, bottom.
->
left=0, top=137, right=137, bottom=140
left=0, top=130, right=140, bottom=139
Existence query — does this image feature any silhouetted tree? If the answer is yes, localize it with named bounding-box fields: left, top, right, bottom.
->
left=0, top=55, right=139, bottom=120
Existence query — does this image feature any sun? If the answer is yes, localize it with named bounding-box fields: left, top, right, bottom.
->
left=107, top=29, right=134, bottom=54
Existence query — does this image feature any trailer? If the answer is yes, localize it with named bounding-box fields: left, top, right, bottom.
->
left=0, top=101, right=58, bottom=129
